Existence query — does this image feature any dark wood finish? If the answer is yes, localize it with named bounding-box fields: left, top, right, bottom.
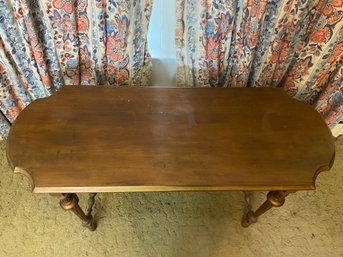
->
left=242, top=191, right=293, bottom=227
left=60, top=193, right=96, bottom=231
left=7, top=86, right=335, bottom=193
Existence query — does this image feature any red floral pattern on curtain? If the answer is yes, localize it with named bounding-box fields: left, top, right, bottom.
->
left=176, top=0, right=343, bottom=128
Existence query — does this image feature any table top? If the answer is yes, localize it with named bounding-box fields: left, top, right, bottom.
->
left=7, top=86, right=335, bottom=193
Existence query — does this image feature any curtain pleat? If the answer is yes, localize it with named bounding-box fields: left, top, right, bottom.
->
left=176, top=0, right=343, bottom=128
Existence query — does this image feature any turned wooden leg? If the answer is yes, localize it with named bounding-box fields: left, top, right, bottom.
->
left=241, top=191, right=294, bottom=227
left=59, top=193, right=97, bottom=231
left=86, top=193, right=97, bottom=217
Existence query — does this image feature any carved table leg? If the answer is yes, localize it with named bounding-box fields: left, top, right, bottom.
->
left=241, top=191, right=294, bottom=228
left=60, top=193, right=97, bottom=231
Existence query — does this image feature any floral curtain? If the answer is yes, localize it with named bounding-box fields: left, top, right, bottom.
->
left=176, top=0, right=343, bottom=127
left=0, top=0, right=153, bottom=139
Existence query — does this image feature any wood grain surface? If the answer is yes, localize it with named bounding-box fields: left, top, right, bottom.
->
left=6, top=86, right=335, bottom=193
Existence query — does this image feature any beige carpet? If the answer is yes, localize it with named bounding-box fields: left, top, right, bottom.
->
left=0, top=139, right=342, bottom=257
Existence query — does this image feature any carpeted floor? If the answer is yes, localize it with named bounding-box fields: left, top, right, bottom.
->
left=0, top=139, right=342, bottom=257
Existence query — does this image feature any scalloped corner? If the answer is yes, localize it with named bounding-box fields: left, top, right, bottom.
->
left=14, top=167, right=35, bottom=192
left=312, top=157, right=336, bottom=189
left=311, top=137, right=336, bottom=189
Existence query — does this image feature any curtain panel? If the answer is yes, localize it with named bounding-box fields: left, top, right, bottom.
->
left=176, top=0, right=343, bottom=127
left=0, top=0, right=153, bottom=139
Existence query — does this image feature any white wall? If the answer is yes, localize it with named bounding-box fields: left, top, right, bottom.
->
left=148, top=0, right=176, bottom=86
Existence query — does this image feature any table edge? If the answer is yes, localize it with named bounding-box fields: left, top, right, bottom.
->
left=12, top=165, right=330, bottom=193
left=32, top=185, right=316, bottom=193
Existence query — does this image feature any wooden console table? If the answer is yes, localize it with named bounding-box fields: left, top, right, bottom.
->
left=6, top=86, right=335, bottom=231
